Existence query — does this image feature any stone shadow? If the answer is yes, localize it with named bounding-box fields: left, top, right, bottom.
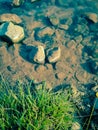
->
left=19, top=44, right=37, bottom=64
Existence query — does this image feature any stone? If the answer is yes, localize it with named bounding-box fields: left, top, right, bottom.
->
left=31, top=0, right=39, bottom=3
left=74, top=35, right=83, bottom=44
left=71, top=122, right=82, bottom=130
left=29, top=45, right=45, bottom=64
left=66, top=40, right=76, bottom=49
left=12, top=0, right=24, bottom=6
left=46, top=46, right=61, bottom=63
left=0, top=13, right=22, bottom=24
left=48, top=15, right=59, bottom=27
left=37, top=27, right=54, bottom=39
left=92, top=85, right=98, bottom=92
left=58, top=24, right=69, bottom=30
left=0, top=22, right=25, bottom=43
left=85, top=12, right=98, bottom=23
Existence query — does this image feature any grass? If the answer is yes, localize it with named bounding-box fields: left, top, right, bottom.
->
left=0, top=77, right=76, bottom=130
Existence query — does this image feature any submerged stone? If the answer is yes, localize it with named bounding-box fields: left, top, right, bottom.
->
left=85, top=12, right=98, bottom=23
left=12, top=0, right=24, bottom=6
left=37, top=27, right=54, bottom=39
left=0, top=13, right=22, bottom=24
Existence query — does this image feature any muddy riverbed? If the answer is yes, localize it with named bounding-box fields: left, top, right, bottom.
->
left=0, top=0, right=98, bottom=129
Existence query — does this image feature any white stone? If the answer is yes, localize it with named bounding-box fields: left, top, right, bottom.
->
left=0, top=22, right=25, bottom=43
left=29, top=45, right=45, bottom=64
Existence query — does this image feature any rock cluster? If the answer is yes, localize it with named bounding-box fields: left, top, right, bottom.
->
left=29, top=45, right=61, bottom=64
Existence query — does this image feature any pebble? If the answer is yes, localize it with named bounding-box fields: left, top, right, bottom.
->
left=85, top=12, right=98, bottom=23
left=66, top=40, right=76, bottom=49
left=31, top=0, right=38, bottom=2
left=58, top=24, right=69, bottom=30
left=46, top=46, right=61, bottom=63
left=0, top=13, right=22, bottom=24
left=71, top=122, right=82, bottom=130
left=92, top=85, right=98, bottom=92
left=48, top=14, right=59, bottom=27
left=74, top=35, right=83, bottom=44
left=37, top=27, right=54, bottom=39
left=12, top=0, right=24, bottom=6
left=29, top=45, right=45, bottom=64
left=0, top=22, right=25, bottom=43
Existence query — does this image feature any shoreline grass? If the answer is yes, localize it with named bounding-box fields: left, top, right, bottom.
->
left=0, top=78, right=76, bottom=130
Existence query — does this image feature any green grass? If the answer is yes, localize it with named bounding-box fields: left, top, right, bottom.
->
left=0, top=78, right=76, bottom=130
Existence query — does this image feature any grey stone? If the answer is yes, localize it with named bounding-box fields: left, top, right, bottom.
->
left=29, top=45, right=45, bottom=64
left=46, top=46, right=61, bottom=63
left=0, top=13, right=22, bottom=24
left=0, top=22, right=25, bottom=43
